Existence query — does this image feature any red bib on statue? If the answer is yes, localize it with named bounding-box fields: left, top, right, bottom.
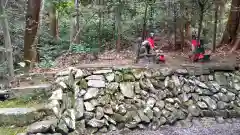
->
left=147, top=38, right=155, bottom=49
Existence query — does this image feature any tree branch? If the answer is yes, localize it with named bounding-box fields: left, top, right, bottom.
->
left=4, top=0, right=8, bottom=8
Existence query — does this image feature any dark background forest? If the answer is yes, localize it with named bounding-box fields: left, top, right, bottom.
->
left=0, top=0, right=239, bottom=77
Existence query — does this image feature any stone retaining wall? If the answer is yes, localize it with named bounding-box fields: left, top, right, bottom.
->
left=32, top=65, right=240, bottom=134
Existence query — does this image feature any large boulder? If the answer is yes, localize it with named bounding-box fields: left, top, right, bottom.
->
left=27, top=120, right=57, bottom=134
left=88, top=80, right=105, bottom=88
left=119, top=82, right=135, bottom=98
left=202, top=96, right=217, bottom=110
left=84, top=88, right=99, bottom=100
left=214, top=72, right=228, bottom=86
left=105, top=73, right=115, bottom=82
left=75, top=98, right=84, bottom=119
left=87, top=118, right=106, bottom=128
left=84, top=102, right=95, bottom=111
left=188, top=105, right=201, bottom=117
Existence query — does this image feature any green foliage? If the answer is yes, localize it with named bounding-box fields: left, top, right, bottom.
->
left=38, top=58, right=56, bottom=68
left=55, top=0, right=75, bottom=15
left=2, top=0, right=231, bottom=69
left=80, top=0, right=92, bottom=6
left=0, top=89, right=48, bottom=108
left=0, top=126, right=26, bottom=135
left=70, top=43, right=92, bottom=53
left=38, top=38, right=67, bottom=68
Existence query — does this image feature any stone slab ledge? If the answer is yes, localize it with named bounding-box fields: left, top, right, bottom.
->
left=0, top=107, right=51, bottom=126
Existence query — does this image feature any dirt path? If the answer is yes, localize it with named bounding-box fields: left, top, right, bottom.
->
left=8, top=49, right=237, bottom=90
left=107, top=118, right=240, bottom=135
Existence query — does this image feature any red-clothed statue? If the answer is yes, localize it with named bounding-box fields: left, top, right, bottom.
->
left=141, top=33, right=165, bottom=63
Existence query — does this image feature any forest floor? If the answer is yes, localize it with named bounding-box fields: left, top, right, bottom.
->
left=31, top=42, right=240, bottom=73
left=3, top=40, right=239, bottom=90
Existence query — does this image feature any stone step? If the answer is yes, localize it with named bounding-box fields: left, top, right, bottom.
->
left=10, top=83, right=52, bottom=99
left=15, top=72, right=56, bottom=81
left=0, top=107, right=51, bottom=126
left=11, top=83, right=52, bottom=91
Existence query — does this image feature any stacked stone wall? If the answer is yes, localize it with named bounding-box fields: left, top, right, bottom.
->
left=36, top=66, right=240, bottom=134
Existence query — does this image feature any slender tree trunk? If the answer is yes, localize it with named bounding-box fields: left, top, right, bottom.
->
left=180, top=25, right=184, bottom=51
left=221, top=0, right=240, bottom=45
left=197, top=9, right=204, bottom=42
left=218, top=0, right=225, bottom=38
left=111, top=0, right=115, bottom=46
left=98, top=5, right=102, bottom=49
left=142, top=2, right=148, bottom=40
left=70, top=17, right=76, bottom=45
left=180, top=0, right=185, bottom=52
left=75, top=0, right=80, bottom=44
left=132, top=0, right=136, bottom=20
left=185, top=7, right=191, bottom=40
left=185, top=21, right=191, bottom=39
left=98, top=0, right=103, bottom=48
left=230, top=13, right=240, bottom=52
left=164, top=0, right=168, bottom=35
left=230, top=33, right=240, bottom=52
left=149, top=1, right=155, bottom=32
left=0, top=0, right=14, bottom=77
left=23, top=0, right=41, bottom=63
left=49, top=2, right=57, bottom=40
left=173, top=2, right=177, bottom=50
left=115, top=0, right=122, bottom=52
left=213, top=4, right=218, bottom=52
left=95, top=0, right=103, bottom=59
left=168, top=0, right=171, bottom=17
left=112, top=12, right=115, bottom=45
left=56, top=12, right=59, bottom=39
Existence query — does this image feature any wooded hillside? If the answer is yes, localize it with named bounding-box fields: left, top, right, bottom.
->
left=1, top=0, right=239, bottom=77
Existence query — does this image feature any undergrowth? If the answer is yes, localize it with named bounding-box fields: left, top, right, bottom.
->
left=0, top=126, right=26, bottom=135
left=0, top=99, right=40, bottom=108
left=0, top=90, right=49, bottom=108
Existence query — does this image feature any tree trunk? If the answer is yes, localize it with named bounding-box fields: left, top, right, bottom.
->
left=185, top=7, right=191, bottom=40
left=197, top=9, right=204, bottom=42
left=230, top=12, right=240, bottom=52
left=70, top=17, right=76, bottom=45
left=212, top=3, right=218, bottom=52
left=149, top=1, right=155, bottom=32
left=173, top=3, right=177, bottom=50
left=0, top=0, right=14, bottom=77
left=115, top=1, right=121, bottom=52
left=98, top=5, right=102, bottom=49
left=23, top=0, right=41, bottom=63
left=218, top=0, right=225, bottom=38
left=185, top=21, right=191, bottom=39
left=56, top=12, right=59, bottom=39
left=231, top=34, right=240, bottom=52
left=95, top=0, right=103, bottom=59
left=30, top=0, right=45, bottom=69
left=221, top=0, right=240, bottom=45
left=168, top=0, right=171, bottom=17
left=180, top=0, right=185, bottom=52
left=49, top=2, right=57, bottom=40
left=112, top=12, right=115, bottom=45
left=142, top=2, right=148, bottom=40
left=75, top=0, right=80, bottom=44
left=180, top=24, right=184, bottom=51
